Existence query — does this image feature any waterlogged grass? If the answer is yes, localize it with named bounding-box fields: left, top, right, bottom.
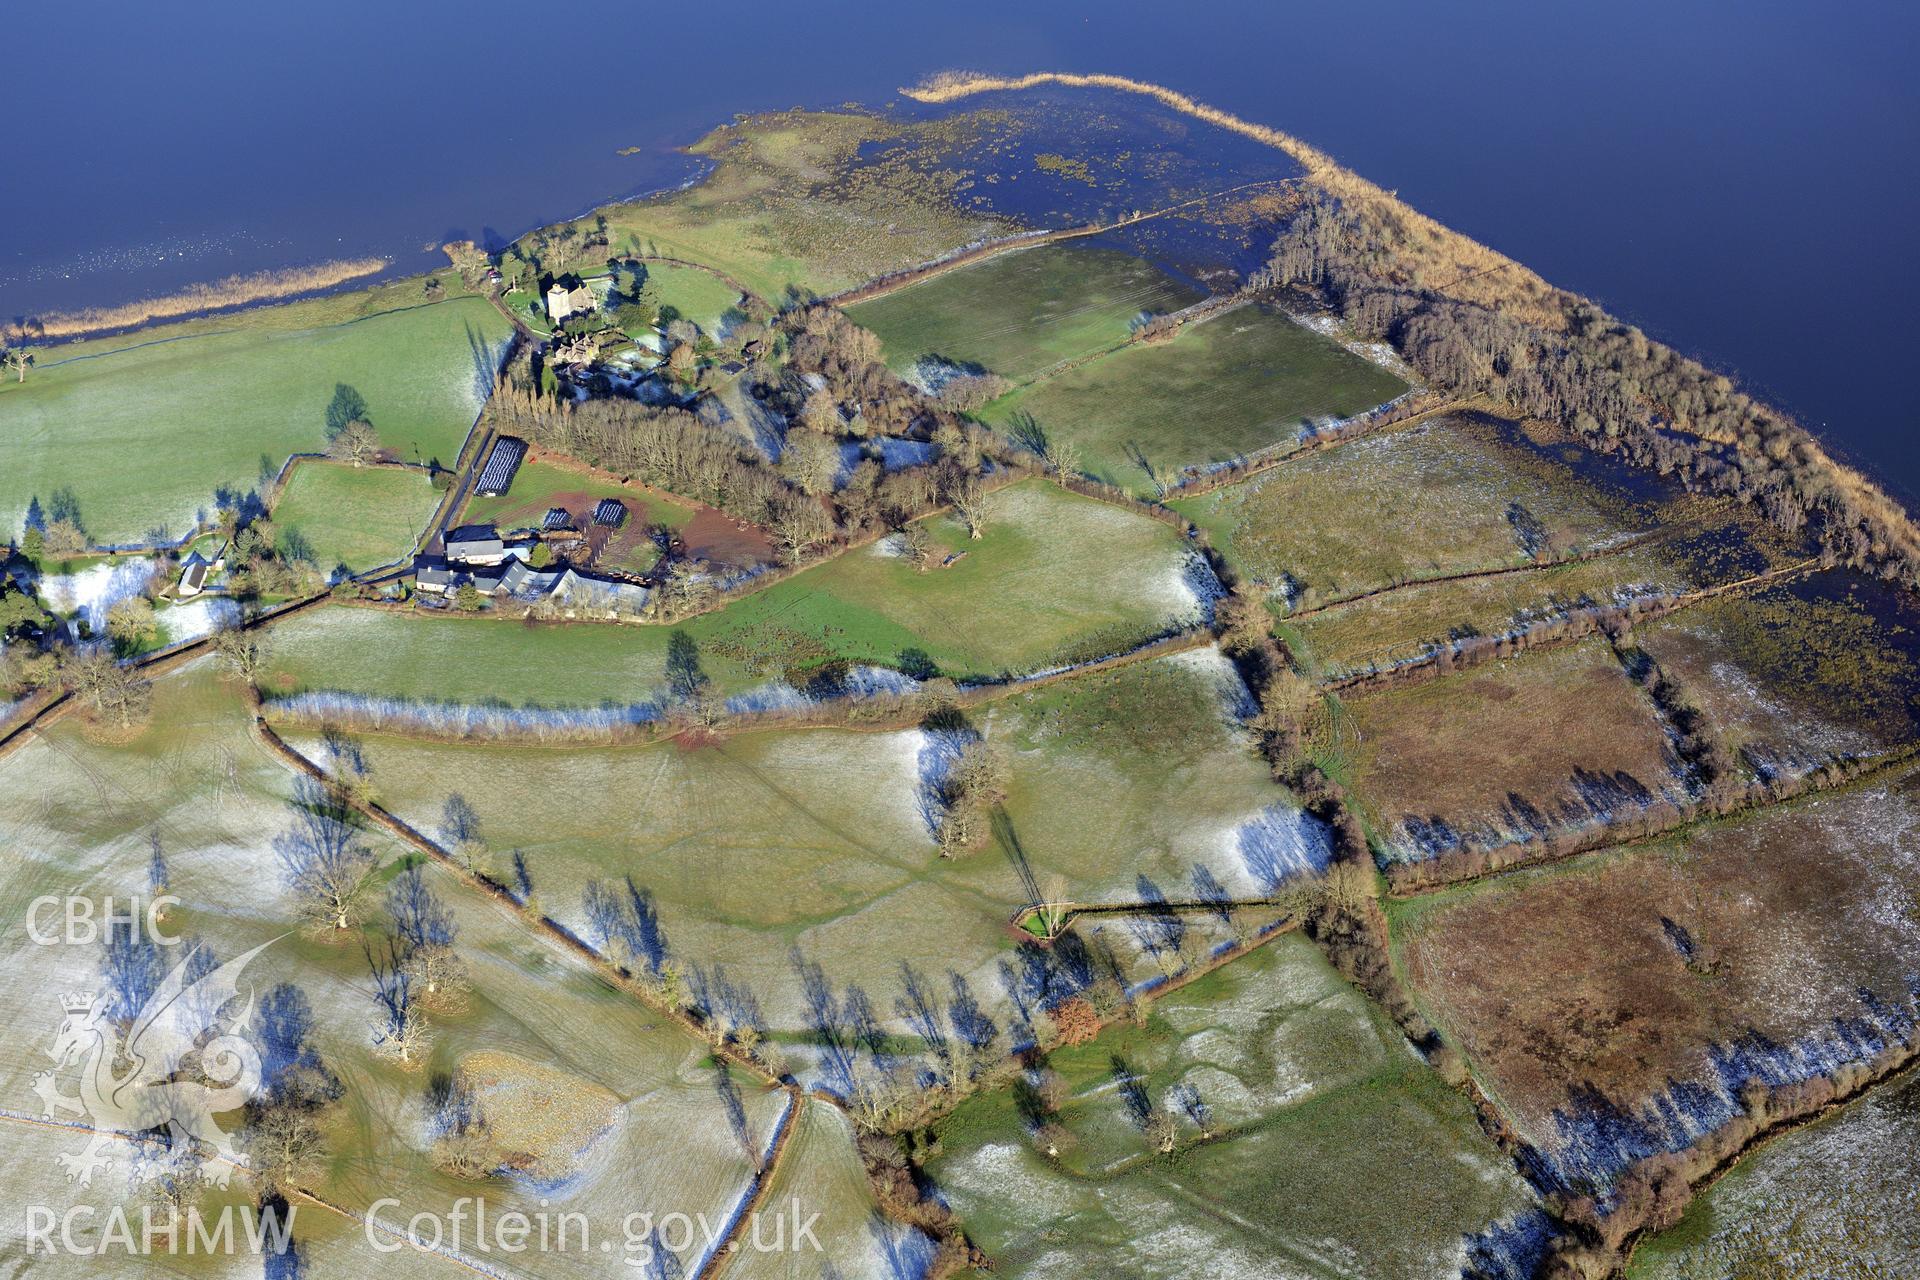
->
left=1345, top=638, right=1687, bottom=865
left=1172, top=415, right=1655, bottom=608
left=584, top=110, right=1016, bottom=302
left=982, top=303, right=1404, bottom=494
left=0, top=295, right=509, bottom=544
left=924, top=932, right=1539, bottom=1280
left=847, top=243, right=1202, bottom=383
left=262, top=480, right=1209, bottom=703
left=1398, top=768, right=1920, bottom=1191
left=271, top=460, right=438, bottom=575
left=1636, top=569, right=1920, bottom=782
left=0, top=662, right=784, bottom=1279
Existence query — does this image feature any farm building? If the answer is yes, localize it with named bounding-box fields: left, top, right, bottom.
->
left=474, top=435, right=527, bottom=497
left=412, top=551, right=648, bottom=613
left=552, top=569, right=649, bottom=613
left=499, top=559, right=562, bottom=597
left=593, top=498, right=627, bottom=527
left=444, top=524, right=507, bottom=565
left=173, top=542, right=227, bottom=598
left=412, top=555, right=454, bottom=593
left=175, top=553, right=211, bottom=599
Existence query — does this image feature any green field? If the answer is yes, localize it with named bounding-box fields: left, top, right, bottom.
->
left=640, top=262, right=744, bottom=333
left=1, top=295, right=510, bottom=545
left=263, top=479, right=1212, bottom=702
left=981, top=304, right=1405, bottom=493
left=271, top=460, right=438, bottom=575
left=925, top=932, right=1539, bottom=1280
left=848, top=243, right=1203, bottom=384
left=694, top=480, right=1212, bottom=682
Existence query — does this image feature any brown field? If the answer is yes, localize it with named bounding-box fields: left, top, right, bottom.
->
left=678, top=505, right=777, bottom=571
left=1396, top=768, right=1920, bottom=1183
left=1344, top=638, right=1691, bottom=867
left=1637, top=569, right=1920, bottom=783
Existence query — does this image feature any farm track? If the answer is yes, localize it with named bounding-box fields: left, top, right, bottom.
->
left=699, top=1086, right=805, bottom=1280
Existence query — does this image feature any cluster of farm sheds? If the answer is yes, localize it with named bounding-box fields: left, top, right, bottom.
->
left=410, top=436, right=653, bottom=613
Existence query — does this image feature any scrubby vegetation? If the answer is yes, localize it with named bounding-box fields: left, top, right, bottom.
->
left=1260, top=191, right=1920, bottom=586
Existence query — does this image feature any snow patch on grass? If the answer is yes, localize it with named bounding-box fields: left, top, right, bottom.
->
left=38, top=557, right=155, bottom=633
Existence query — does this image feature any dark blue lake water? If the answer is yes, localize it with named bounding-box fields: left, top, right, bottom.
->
left=7, top=0, right=1916, bottom=497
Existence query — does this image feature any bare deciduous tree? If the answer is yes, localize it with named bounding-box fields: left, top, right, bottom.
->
left=211, top=621, right=269, bottom=684
left=365, top=935, right=429, bottom=1067
left=947, top=474, right=988, bottom=541
left=770, top=493, right=833, bottom=564
left=326, top=419, right=382, bottom=467
left=60, top=647, right=152, bottom=729
left=778, top=428, right=841, bottom=497
left=937, top=741, right=1007, bottom=857
left=273, top=777, right=377, bottom=931
left=244, top=1106, right=326, bottom=1196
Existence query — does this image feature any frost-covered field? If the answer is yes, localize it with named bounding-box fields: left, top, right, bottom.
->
left=727, top=1099, right=936, bottom=1280
left=0, top=663, right=789, bottom=1278
left=1629, top=1068, right=1920, bottom=1280
left=275, top=650, right=1304, bottom=1088
left=35, top=556, right=158, bottom=635
left=926, top=933, right=1543, bottom=1280
left=1399, top=768, right=1920, bottom=1197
